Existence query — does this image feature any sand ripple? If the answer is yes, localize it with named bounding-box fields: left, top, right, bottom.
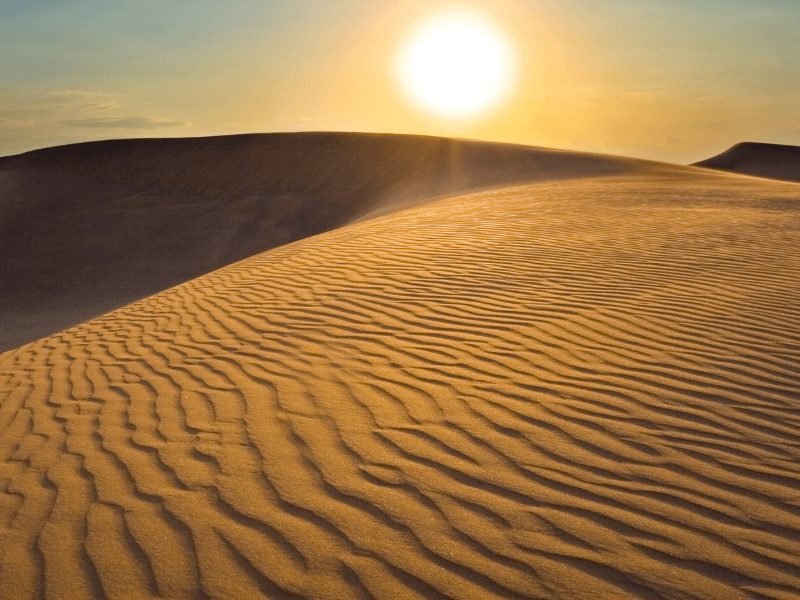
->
left=1, top=172, right=799, bottom=599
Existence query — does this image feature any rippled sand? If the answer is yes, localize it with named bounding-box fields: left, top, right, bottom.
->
left=0, top=132, right=651, bottom=352
left=1, top=165, right=799, bottom=599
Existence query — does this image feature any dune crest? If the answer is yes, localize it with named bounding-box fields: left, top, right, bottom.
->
left=0, top=132, right=667, bottom=352
left=694, top=142, right=800, bottom=183
left=1, top=169, right=799, bottom=599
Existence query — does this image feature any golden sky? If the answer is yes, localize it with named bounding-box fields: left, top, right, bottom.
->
left=1, top=0, right=798, bottom=162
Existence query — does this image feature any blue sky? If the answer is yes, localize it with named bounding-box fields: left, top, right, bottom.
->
left=1, top=0, right=798, bottom=161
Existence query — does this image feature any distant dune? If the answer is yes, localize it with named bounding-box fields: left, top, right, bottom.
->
left=694, top=142, right=800, bottom=183
left=1, top=161, right=799, bottom=598
left=0, top=132, right=664, bottom=351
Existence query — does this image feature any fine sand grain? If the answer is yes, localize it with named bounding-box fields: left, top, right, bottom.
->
left=1, top=164, right=799, bottom=599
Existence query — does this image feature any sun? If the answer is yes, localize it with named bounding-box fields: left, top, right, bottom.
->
left=395, top=9, right=516, bottom=118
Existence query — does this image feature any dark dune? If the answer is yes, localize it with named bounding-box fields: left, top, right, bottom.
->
left=694, top=141, right=800, bottom=183
left=0, top=132, right=658, bottom=351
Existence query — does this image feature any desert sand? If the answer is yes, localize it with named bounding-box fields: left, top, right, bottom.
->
left=1, top=138, right=799, bottom=599
left=0, top=133, right=654, bottom=352
left=695, top=142, right=800, bottom=183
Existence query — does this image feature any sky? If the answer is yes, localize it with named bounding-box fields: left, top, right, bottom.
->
left=1, top=0, right=798, bottom=163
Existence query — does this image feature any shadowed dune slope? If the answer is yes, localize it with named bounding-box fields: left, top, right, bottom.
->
left=0, top=132, right=662, bottom=351
left=1, top=169, right=799, bottom=599
left=694, top=142, right=800, bottom=183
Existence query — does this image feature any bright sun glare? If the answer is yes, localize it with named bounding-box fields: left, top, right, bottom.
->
left=396, top=9, right=516, bottom=119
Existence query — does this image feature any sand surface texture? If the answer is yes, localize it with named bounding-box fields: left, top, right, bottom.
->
left=0, top=133, right=652, bottom=352
left=1, top=160, right=799, bottom=599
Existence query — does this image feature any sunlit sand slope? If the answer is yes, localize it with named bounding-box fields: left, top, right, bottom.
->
left=1, top=170, right=799, bottom=599
left=0, top=132, right=654, bottom=351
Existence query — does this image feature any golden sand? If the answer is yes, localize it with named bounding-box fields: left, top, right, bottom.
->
left=1, top=161, right=799, bottom=598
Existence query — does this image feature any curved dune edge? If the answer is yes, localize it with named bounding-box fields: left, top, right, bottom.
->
left=0, top=132, right=671, bottom=352
left=1, top=170, right=800, bottom=599
left=694, top=142, right=800, bottom=183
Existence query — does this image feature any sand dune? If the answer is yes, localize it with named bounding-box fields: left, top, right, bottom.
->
left=0, top=132, right=662, bottom=352
left=1, top=163, right=799, bottom=599
left=694, top=142, right=800, bottom=183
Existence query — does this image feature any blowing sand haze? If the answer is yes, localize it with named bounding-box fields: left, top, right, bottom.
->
left=2, top=1, right=800, bottom=599
left=0, top=133, right=652, bottom=352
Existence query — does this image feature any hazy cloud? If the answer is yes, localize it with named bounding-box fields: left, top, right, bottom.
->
left=83, top=101, right=121, bottom=112
left=0, top=117, right=34, bottom=127
left=45, top=90, right=123, bottom=113
left=0, top=105, right=59, bottom=119
left=62, top=116, right=189, bottom=129
left=48, top=89, right=120, bottom=99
